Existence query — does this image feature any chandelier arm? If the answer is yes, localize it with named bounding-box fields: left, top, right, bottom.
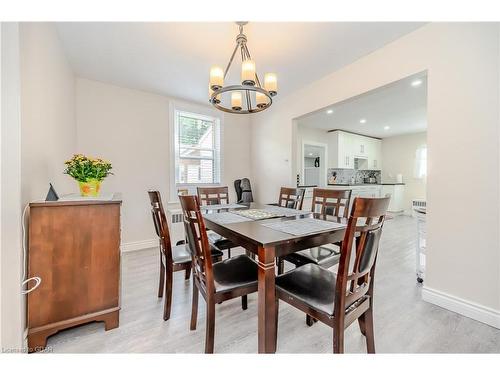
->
left=245, top=89, right=252, bottom=111
left=243, top=44, right=262, bottom=88
left=224, top=42, right=240, bottom=79
left=240, top=44, right=246, bottom=62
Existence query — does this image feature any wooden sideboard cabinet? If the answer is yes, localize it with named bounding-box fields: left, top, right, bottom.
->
left=27, top=197, right=122, bottom=352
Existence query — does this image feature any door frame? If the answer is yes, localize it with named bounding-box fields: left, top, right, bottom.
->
left=301, top=140, right=328, bottom=187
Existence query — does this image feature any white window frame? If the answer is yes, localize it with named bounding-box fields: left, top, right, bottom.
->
left=414, top=144, right=427, bottom=179
left=169, top=101, right=224, bottom=202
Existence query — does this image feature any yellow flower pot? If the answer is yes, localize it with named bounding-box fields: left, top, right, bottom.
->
left=79, top=179, right=101, bottom=197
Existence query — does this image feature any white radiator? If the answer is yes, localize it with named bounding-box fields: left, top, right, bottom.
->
left=411, top=199, right=426, bottom=216
left=167, top=208, right=185, bottom=244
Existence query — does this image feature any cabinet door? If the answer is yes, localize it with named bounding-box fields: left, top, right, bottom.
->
left=372, top=139, right=382, bottom=170
left=338, top=132, right=353, bottom=169
left=352, top=134, right=367, bottom=157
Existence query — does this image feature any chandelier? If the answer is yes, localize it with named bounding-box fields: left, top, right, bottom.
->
left=209, top=22, right=278, bottom=114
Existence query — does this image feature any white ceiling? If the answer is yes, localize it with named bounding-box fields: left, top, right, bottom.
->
left=55, top=22, right=424, bottom=104
left=296, top=72, right=427, bottom=138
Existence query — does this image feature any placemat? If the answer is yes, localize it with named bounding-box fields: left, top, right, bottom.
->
left=261, top=217, right=346, bottom=236
left=203, top=212, right=253, bottom=225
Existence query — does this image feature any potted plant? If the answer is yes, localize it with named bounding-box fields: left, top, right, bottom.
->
left=64, top=154, right=113, bottom=197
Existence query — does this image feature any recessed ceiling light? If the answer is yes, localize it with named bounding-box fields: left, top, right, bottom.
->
left=326, top=109, right=334, bottom=114
left=384, top=126, right=390, bottom=130
left=411, top=79, right=423, bottom=87
left=308, top=153, right=313, bottom=156
left=359, top=119, right=367, bottom=124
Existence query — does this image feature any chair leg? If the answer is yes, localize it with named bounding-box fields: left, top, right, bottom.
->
left=306, top=315, right=314, bottom=327
left=241, top=295, right=248, bottom=310
left=227, top=248, right=231, bottom=258
left=363, top=309, right=375, bottom=354
left=277, top=257, right=284, bottom=275
left=184, top=265, right=191, bottom=280
left=333, top=328, right=345, bottom=354
left=163, top=267, right=173, bottom=321
left=274, top=297, right=279, bottom=350
left=358, top=313, right=366, bottom=336
left=205, top=299, right=216, bottom=354
left=158, top=257, right=165, bottom=298
left=190, top=282, right=199, bottom=330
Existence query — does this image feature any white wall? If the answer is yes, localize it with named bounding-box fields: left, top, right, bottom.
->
left=76, top=78, right=251, bottom=247
left=0, top=22, right=78, bottom=350
left=20, top=23, right=77, bottom=205
left=1, top=22, right=23, bottom=351
left=250, top=23, right=500, bottom=323
left=381, top=132, right=427, bottom=212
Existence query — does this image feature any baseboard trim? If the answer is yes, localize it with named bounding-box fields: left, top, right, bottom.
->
left=120, top=239, right=158, bottom=253
left=422, top=286, right=500, bottom=329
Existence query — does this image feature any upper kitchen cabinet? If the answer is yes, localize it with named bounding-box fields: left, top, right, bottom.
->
left=328, top=130, right=381, bottom=170
left=328, top=130, right=354, bottom=169
left=352, top=134, right=368, bottom=158
left=366, top=137, right=382, bottom=170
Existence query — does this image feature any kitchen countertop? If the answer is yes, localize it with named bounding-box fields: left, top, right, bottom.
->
left=327, top=183, right=405, bottom=186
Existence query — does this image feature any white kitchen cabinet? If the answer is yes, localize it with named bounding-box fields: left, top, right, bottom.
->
left=328, top=130, right=381, bottom=170
left=366, top=138, right=382, bottom=170
left=381, top=184, right=405, bottom=213
left=328, top=131, right=354, bottom=169
left=301, top=187, right=314, bottom=211
left=328, top=185, right=382, bottom=213
left=352, top=134, right=368, bottom=158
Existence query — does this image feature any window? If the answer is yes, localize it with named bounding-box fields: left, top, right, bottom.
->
left=174, top=110, right=221, bottom=185
left=414, top=145, right=427, bottom=179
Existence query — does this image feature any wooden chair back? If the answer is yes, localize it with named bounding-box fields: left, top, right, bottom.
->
left=148, top=191, right=173, bottom=263
left=334, top=197, right=390, bottom=319
left=197, top=186, right=229, bottom=206
left=278, top=187, right=305, bottom=210
left=311, top=188, right=352, bottom=217
left=179, top=194, right=215, bottom=295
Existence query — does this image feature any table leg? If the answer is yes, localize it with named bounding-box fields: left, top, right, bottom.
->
left=257, top=245, right=276, bottom=353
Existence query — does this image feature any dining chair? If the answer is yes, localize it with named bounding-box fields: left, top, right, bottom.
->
left=278, top=188, right=352, bottom=274
left=275, top=196, right=390, bottom=353
left=278, top=188, right=353, bottom=326
left=278, top=187, right=305, bottom=209
left=197, top=186, right=235, bottom=258
left=179, top=194, right=258, bottom=353
left=148, top=191, right=223, bottom=321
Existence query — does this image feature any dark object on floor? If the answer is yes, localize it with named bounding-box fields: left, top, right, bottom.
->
left=239, top=178, right=253, bottom=203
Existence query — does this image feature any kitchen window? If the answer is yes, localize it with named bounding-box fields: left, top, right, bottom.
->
left=174, top=110, right=221, bottom=186
left=414, top=145, right=427, bottom=179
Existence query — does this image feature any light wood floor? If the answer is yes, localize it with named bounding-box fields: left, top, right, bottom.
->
left=45, top=215, right=500, bottom=353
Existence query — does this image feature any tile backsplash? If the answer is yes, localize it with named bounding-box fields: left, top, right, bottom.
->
left=328, top=168, right=381, bottom=184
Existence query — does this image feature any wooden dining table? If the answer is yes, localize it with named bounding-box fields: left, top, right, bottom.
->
left=202, top=203, right=347, bottom=353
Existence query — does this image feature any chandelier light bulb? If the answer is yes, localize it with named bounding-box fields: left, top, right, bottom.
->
left=231, top=92, right=242, bottom=111
left=256, top=92, right=267, bottom=108
left=208, top=84, right=221, bottom=104
left=209, top=66, right=224, bottom=90
left=241, top=59, right=256, bottom=86
left=264, top=73, right=278, bottom=96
